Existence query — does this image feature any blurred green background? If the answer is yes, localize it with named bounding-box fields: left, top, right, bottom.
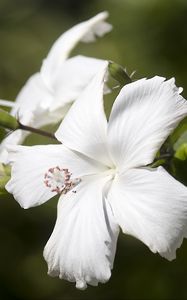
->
left=1, top=0, right=187, bottom=299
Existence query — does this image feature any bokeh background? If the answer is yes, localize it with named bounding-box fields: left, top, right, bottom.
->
left=1, top=0, right=187, bottom=299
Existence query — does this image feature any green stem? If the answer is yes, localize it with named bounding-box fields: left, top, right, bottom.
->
left=18, top=121, right=57, bottom=140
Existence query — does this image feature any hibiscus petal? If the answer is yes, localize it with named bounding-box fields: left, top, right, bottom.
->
left=0, top=74, right=55, bottom=163
left=11, top=73, right=53, bottom=126
left=0, top=75, right=56, bottom=163
left=55, top=61, right=112, bottom=167
left=6, top=145, right=106, bottom=208
left=108, top=166, right=187, bottom=260
left=108, top=76, right=187, bottom=171
left=41, top=12, right=112, bottom=90
left=44, top=176, right=119, bottom=289
left=51, top=55, right=110, bottom=111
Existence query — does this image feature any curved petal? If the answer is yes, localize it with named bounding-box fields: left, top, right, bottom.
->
left=108, top=166, right=187, bottom=260
left=0, top=74, right=56, bottom=163
left=41, top=12, right=112, bottom=90
left=55, top=61, right=112, bottom=167
left=12, top=72, right=71, bottom=129
left=0, top=75, right=55, bottom=164
left=6, top=144, right=106, bottom=208
left=44, top=176, right=119, bottom=290
left=11, top=73, right=53, bottom=125
left=108, top=77, right=187, bottom=171
left=51, top=55, right=109, bottom=111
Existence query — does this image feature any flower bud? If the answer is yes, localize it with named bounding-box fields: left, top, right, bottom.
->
left=0, top=109, right=19, bottom=131
left=108, top=61, right=132, bottom=85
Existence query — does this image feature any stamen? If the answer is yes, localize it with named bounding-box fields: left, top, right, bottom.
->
left=44, top=166, right=81, bottom=194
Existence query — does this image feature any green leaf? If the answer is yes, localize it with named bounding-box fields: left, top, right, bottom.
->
left=172, top=143, right=187, bottom=186
left=170, top=116, right=187, bottom=149
left=175, top=143, right=187, bottom=160
left=0, top=109, right=19, bottom=131
left=172, top=157, right=187, bottom=186
left=108, top=61, right=132, bottom=86
left=0, top=163, right=11, bottom=195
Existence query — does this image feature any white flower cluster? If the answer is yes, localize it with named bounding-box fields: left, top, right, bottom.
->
left=1, top=12, right=187, bottom=290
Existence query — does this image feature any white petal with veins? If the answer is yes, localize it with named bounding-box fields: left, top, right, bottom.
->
left=41, top=11, right=112, bottom=89
left=44, top=176, right=119, bottom=289
left=6, top=144, right=107, bottom=208
left=108, top=76, right=187, bottom=171
left=108, top=167, right=187, bottom=260
left=55, top=61, right=112, bottom=167
left=51, top=55, right=110, bottom=111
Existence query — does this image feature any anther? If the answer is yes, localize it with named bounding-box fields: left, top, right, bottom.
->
left=44, top=166, right=81, bottom=194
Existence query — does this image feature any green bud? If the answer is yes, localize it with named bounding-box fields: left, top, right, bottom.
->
left=108, top=61, right=132, bottom=86
left=0, top=109, right=19, bottom=131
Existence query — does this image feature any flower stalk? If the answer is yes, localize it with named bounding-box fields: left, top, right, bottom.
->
left=18, top=121, right=57, bottom=140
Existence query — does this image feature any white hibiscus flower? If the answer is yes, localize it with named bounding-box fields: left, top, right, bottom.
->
left=6, top=62, right=187, bottom=289
left=0, top=11, right=111, bottom=163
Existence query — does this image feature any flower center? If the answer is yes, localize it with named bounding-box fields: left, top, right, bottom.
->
left=44, top=166, right=81, bottom=194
